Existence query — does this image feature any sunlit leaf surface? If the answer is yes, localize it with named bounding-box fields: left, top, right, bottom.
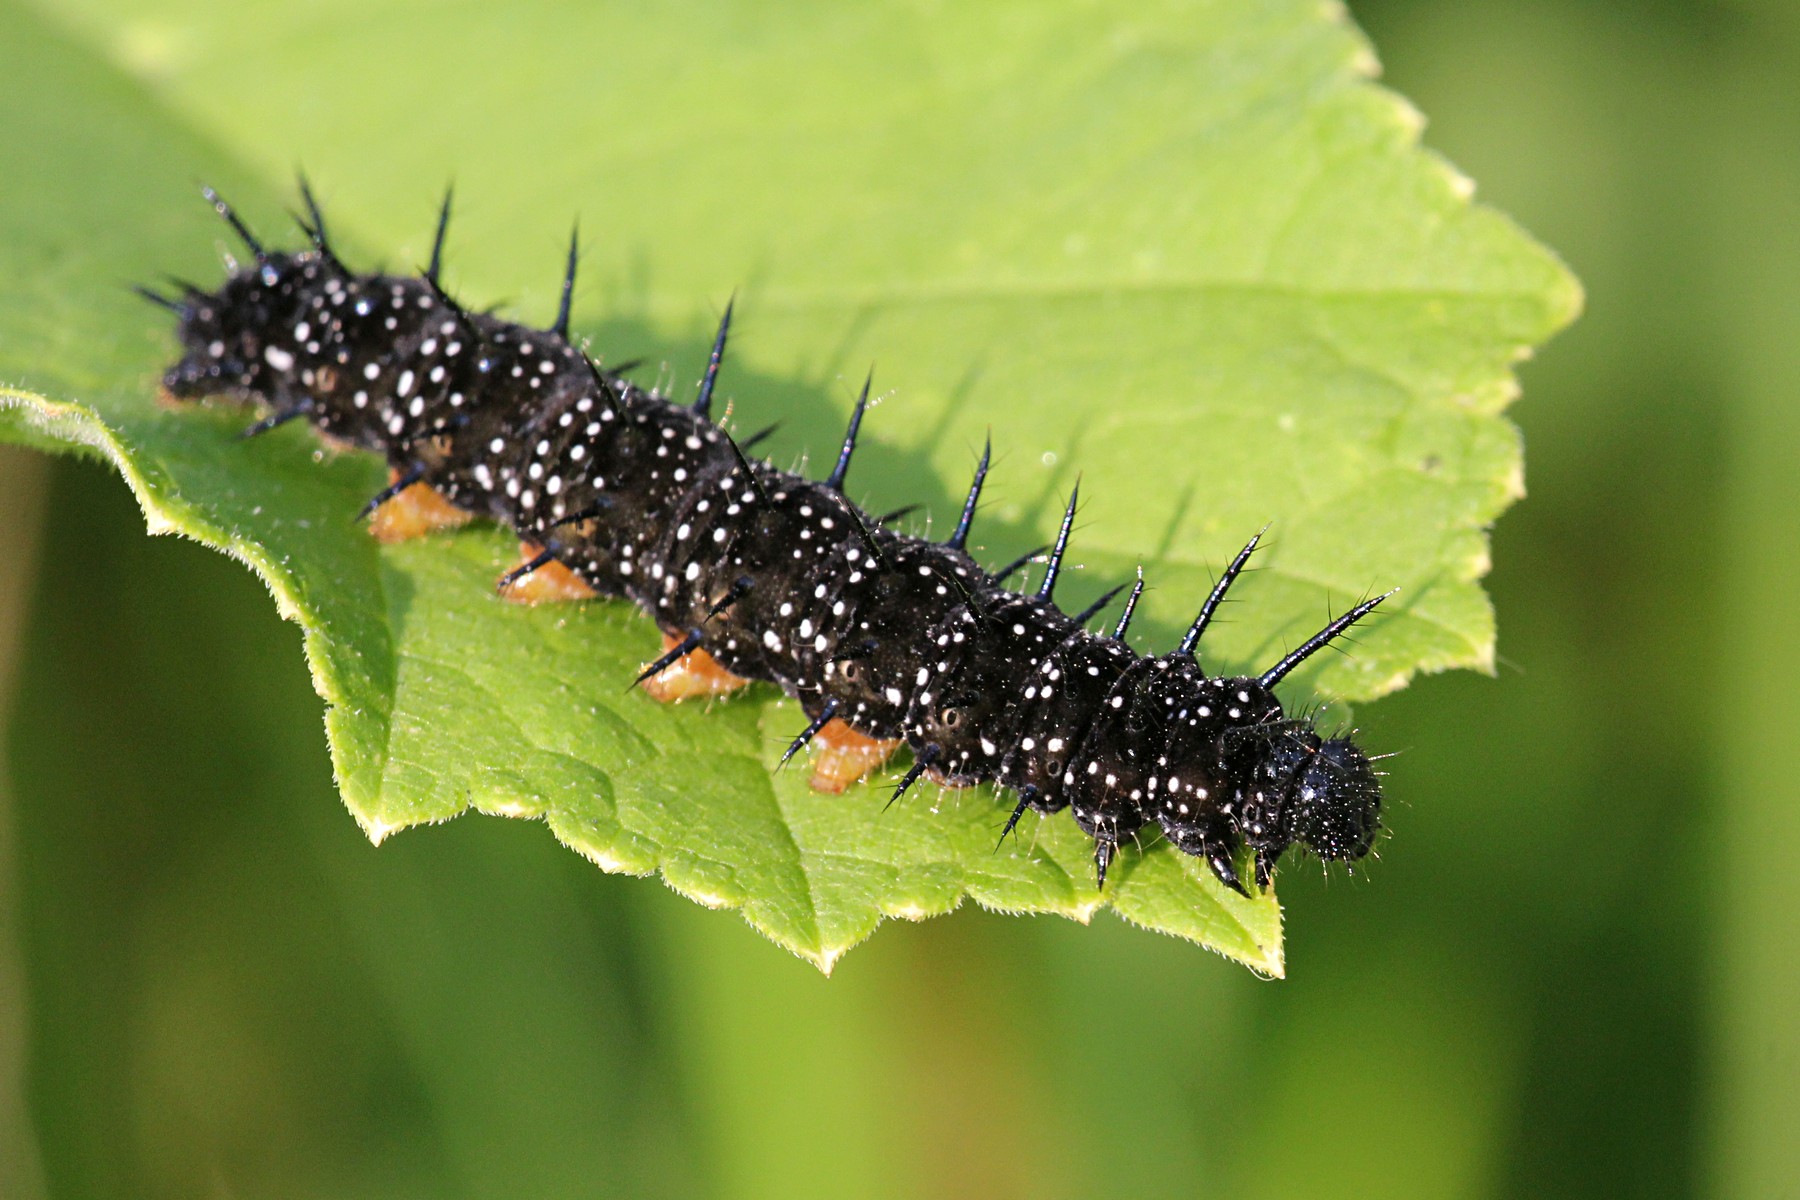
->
left=0, top=0, right=1578, bottom=971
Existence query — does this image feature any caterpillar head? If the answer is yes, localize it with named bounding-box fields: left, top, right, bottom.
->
left=1241, top=726, right=1382, bottom=887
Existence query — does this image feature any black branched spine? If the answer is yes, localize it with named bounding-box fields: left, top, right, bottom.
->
left=155, top=184, right=1391, bottom=892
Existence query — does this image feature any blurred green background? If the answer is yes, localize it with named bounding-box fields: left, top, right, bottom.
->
left=3, top=0, right=1797, bottom=1196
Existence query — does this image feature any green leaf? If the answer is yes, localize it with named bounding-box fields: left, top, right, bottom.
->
left=0, top=0, right=1577, bottom=973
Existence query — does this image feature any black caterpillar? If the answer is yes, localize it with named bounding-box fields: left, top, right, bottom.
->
left=142, top=181, right=1390, bottom=894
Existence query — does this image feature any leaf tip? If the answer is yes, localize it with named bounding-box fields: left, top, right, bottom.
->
left=1250, top=942, right=1286, bottom=979
left=1549, top=263, right=1588, bottom=330
left=577, top=845, right=640, bottom=874
left=359, top=815, right=404, bottom=846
